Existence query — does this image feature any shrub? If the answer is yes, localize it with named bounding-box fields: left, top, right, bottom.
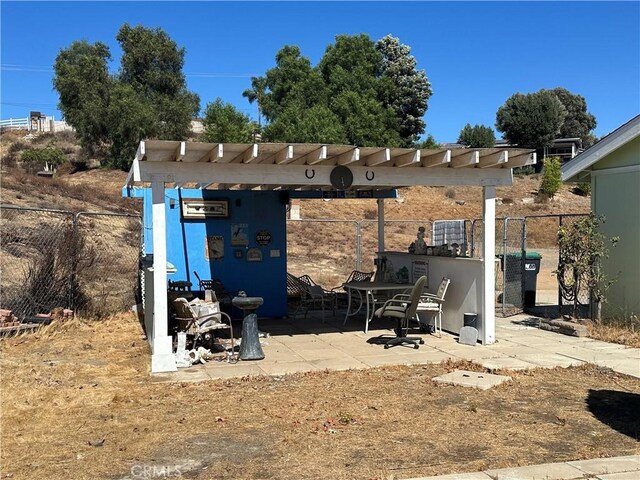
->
left=539, top=156, right=562, bottom=198
left=445, top=188, right=456, bottom=199
left=574, top=182, right=591, bottom=196
left=21, top=147, right=66, bottom=169
left=514, top=165, right=535, bottom=176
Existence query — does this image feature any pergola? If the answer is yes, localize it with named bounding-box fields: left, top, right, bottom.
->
left=124, top=140, right=536, bottom=372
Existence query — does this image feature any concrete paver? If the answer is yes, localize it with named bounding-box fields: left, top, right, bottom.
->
left=568, top=455, right=640, bottom=474
left=477, top=357, right=539, bottom=371
left=432, top=370, right=511, bottom=390
left=484, top=462, right=594, bottom=480
left=411, top=473, right=493, bottom=480
left=596, top=472, right=640, bottom=480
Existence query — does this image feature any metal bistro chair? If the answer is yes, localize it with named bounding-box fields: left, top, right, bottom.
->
left=374, top=275, right=427, bottom=349
left=331, top=270, right=374, bottom=310
left=293, top=275, right=336, bottom=322
left=417, top=277, right=450, bottom=337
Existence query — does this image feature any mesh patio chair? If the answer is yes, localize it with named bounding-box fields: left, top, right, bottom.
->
left=331, top=270, right=374, bottom=309
left=374, top=275, right=427, bottom=349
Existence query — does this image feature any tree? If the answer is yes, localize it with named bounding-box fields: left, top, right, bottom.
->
left=417, top=134, right=440, bottom=149
left=246, top=34, right=431, bottom=147
left=556, top=214, right=618, bottom=321
left=376, top=35, right=432, bottom=146
left=495, top=91, right=567, bottom=149
left=53, top=40, right=112, bottom=152
left=116, top=24, right=199, bottom=142
left=539, top=156, right=562, bottom=198
left=53, top=24, right=200, bottom=170
left=457, top=123, right=495, bottom=147
left=545, top=87, right=597, bottom=148
left=202, top=98, right=255, bottom=143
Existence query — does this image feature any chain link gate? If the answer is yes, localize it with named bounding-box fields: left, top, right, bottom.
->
left=0, top=206, right=142, bottom=320
left=470, top=217, right=526, bottom=317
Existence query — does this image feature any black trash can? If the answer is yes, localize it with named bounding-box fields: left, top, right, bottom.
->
left=500, top=251, right=542, bottom=308
left=523, top=252, right=542, bottom=308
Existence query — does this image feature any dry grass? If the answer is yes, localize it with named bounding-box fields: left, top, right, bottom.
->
left=2, top=313, right=639, bottom=480
left=590, top=321, right=640, bottom=349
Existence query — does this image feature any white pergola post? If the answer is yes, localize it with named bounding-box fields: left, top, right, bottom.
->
left=377, top=198, right=385, bottom=253
left=481, top=185, right=496, bottom=344
left=151, top=180, right=176, bottom=372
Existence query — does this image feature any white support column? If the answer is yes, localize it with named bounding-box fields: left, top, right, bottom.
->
left=481, top=185, right=496, bottom=344
left=151, top=180, right=176, bottom=372
left=377, top=198, right=385, bottom=253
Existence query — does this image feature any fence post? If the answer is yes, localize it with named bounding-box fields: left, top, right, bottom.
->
left=70, top=213, right=80, bottom=312
left=558, top=215, right=563, bottom=309
left=355, top=221, right=362, bottom=271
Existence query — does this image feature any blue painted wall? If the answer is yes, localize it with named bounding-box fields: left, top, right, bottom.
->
left=141, top=189, right=288, bottom=317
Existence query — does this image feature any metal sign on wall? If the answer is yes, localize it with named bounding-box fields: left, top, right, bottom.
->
left=256, top=230, right=272, bottom=246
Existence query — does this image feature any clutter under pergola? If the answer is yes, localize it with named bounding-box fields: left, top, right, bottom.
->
left=123, top=140, right=536, bottom=372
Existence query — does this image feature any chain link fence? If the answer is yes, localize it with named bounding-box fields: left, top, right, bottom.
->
left=0, top=206, right=141, bottom=319
left=286, top=219, right=360, bottom=288
left=526, top=214, right=591, bottom=315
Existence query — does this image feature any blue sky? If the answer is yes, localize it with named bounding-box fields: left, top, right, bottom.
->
left=2, top=1, right=639, bottom=142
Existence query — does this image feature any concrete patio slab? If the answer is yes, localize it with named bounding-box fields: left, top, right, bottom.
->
left=477, top=357, right=539, bottom=371
left=410, top=473, right=493, bottom=480
left=309, top=357, right=369, bottom=371
left=406, top=455, right=640, bottom=480
left=596, top=472, right=640, bottom=480
left=568, top=455, right=640, bottom=475
left=203, top=362, right=264, bottom=379
left=257, top=360, right=317, bottom=375
left=484, top=462, right=586, bottom=480
left=432, top=370, right=511, bottom=390
left=514, top=353, right=585, bottom=368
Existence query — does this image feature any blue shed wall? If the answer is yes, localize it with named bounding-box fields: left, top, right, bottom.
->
left=142, top=189, right=288, bottom=317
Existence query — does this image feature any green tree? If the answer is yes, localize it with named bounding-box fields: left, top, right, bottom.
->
left=545, top=87, right=597, bottom=148
left=495, top=91, right=567, bottom=149
left=556, top=214, right=618, bottom=321
left=376, top=35, right=432, bottom=146
left=116, top=24, right=199, bottom=141
left=202, top=98, right=255, bottom=143
left=53, top=40, right=112, bottom=152
left=247, top=34, right=430, bottom=147
left=417, top=134, right=440, bottom=149
left=53, top=24, right=200, bottom=170
left=457, top=123, right=496, bottom=147
left=539, top=156, right=562, bottom=198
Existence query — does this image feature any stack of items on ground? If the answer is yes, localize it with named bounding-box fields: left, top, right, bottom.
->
left=0, top=309, right=20, bottom=328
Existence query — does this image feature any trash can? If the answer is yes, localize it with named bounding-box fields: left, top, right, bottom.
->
left=523, top=252, right=542, bottom=308
left=500, top=251, right=542, bottom=308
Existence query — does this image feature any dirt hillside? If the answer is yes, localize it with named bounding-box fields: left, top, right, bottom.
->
left=0, top=130, right=590, bottom=220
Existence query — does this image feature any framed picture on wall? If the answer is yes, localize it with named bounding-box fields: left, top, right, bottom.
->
left=205, top=235, right=224, bottom=260
left=181, top=199, right=229, bottom=219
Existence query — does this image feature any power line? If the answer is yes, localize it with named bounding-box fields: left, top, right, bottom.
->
left=1, top=64, right=258, bottom=78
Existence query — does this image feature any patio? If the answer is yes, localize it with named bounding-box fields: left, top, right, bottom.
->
left=152, top=311, right=640, bottom=382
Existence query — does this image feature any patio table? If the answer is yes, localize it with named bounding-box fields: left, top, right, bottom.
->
left=342, top=281, right=414, bottom=333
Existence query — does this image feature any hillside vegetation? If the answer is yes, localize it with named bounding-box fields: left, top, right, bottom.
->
left=1, top=130, right=591, bottom=220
